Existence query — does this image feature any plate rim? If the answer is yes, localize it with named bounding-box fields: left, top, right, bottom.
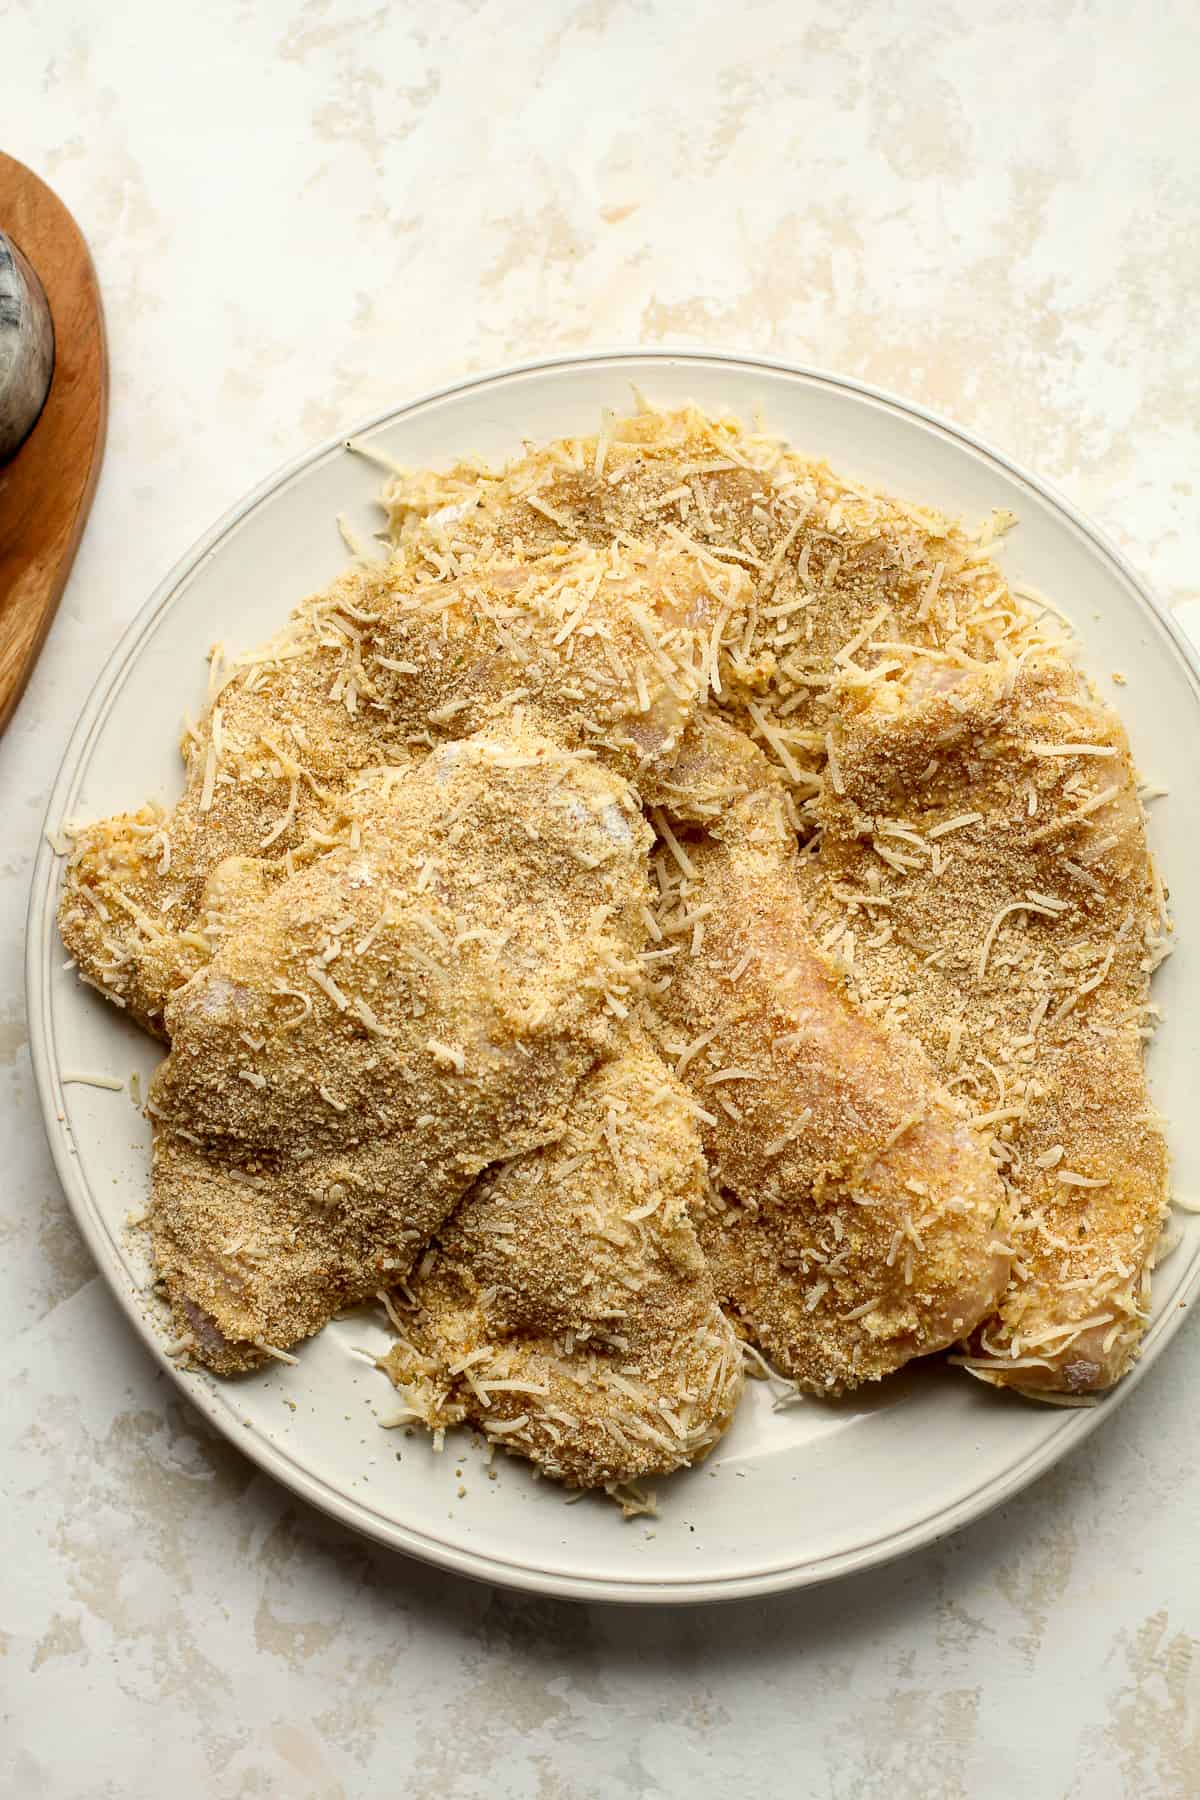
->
left=26, top=345, right=1200, bottom=1606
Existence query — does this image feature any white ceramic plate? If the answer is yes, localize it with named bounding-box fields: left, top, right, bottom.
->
left=28, top=351, right=1200, bottom=1605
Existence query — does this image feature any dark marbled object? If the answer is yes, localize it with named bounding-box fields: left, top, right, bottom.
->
left=0, top=230, right=55, bottom=464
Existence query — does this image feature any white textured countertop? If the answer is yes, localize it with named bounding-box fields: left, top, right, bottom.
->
left=4, top=4, right=1198, bottom=1795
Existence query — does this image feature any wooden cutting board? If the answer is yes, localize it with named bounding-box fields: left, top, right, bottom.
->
left=0, top=152, right=107, bottom=735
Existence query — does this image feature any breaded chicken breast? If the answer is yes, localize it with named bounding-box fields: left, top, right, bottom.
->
left=59, top=538, right=747, bottom=1033
left=147, top=728, right=651, bottom=1371
left=381, top=1031, right=743, bottom=1492
left=651, top=717, right=1010, bottom=1392
left=805, top=654, right=1169, bottom=1392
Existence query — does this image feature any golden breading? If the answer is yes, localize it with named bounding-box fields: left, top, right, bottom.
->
left=147, top=728, right=652, bottom=1371
left=805, top=655, right=1169, bottom=1391
left=650, top=734, right=1009, bottom=1393
left=380, top=1032, right=743, bottom=1492
left=59, top=537, right=747, bottom=1032
left=58, top=803, right=208, bottom=1034
left=59, top=830, right=285, bottom=1038
left=379, top=403, right=1054, bottom=798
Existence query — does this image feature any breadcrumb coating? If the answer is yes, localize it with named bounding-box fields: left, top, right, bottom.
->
left=805, top=655, right=1169, bottom=1391
left=382, top=1031, right=743, bottom=1490
left=651, top=727, right=1009, bottom=1393
left=59, top=536, right=747, bottom=1033
left=147, top=729, right=651, bottom=1371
